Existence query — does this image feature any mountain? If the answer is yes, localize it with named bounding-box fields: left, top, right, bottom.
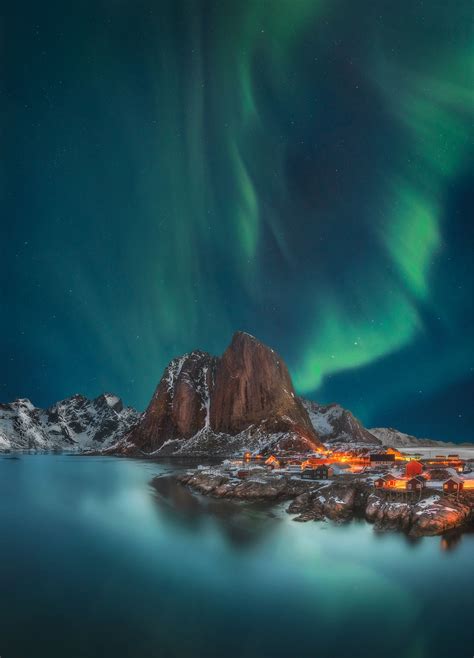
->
left=113, top=331, right=324, bottom=456
left=368, top=427, right=472, bottom=449
left=0, top=394, right=140, bottom=453
left=302, top=400, right=381, bottom=451
left=3, top=334, right=465, bottom=458
left=369, top=427, right=426, bottom=448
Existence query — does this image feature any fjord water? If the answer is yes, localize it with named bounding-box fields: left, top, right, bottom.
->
left=0, top=456, right=472, bottom=658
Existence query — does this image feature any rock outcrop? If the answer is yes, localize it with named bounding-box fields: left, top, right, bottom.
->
left=116, top=332, right=323, bottom=456
left=365, top=492, right=474, bottom=536
left=177, top=470, right=311, bottom=501
left=177, top=467, right=474, bottom=537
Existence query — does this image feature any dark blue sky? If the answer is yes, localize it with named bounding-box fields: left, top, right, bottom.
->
left=1, top=1, right=473, bottom=442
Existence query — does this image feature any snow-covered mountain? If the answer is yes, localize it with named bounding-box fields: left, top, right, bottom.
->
left=301, top=401, right=472, bottom=452
left=368, top=427, right=470, bottom=449
left=0, top=394, right=141, bottom=453
left=301, top=400, right=381, bottom=451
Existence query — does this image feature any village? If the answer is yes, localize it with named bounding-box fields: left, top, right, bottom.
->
left=178, top=445, right=474, bottom=536
left=218, top=446, right=474, bottom=498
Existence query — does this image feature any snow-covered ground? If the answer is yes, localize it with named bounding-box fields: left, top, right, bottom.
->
left=402, top=446, right=474, bottom=460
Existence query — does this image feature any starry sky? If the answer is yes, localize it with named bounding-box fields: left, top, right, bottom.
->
left=2, top=1, right=473, bottom=442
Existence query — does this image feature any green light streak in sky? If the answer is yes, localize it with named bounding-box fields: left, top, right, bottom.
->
left=381, top=184, right=441, bottom=300
left=294, top=290, right=421, bottom=391
left=296, top=27, right=473, bottom=393
left=8, top=0, right=472, bottom=424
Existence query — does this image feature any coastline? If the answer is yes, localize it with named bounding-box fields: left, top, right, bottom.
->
left=174, top=468, right=474, bottom=538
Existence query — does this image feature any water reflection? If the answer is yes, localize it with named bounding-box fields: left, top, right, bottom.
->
left=440, top=531, right=463, bottom=552
left=0, top=455, right=472, bottom=658
left=151, top=474, right=279, bottom=547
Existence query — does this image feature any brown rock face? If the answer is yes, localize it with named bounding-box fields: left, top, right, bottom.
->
left=125, top=350, right=217, bottom=454
left=211, top=332, right=315, bottom=438
left=121, top=332, right=323, bottom=455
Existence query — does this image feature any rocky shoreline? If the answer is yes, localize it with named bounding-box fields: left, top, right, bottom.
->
left=176, top=470, right=474, bottom=537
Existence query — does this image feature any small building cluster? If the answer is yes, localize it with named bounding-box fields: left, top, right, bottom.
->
left=232, top=447, right=474, bottom=492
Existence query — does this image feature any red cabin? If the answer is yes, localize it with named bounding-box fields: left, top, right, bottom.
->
left=373, top=474, right=403, bottom=489
left=443, top=477, right=464, bottom=494
left=406, top=476, right=425, bottom=492
left=405, top=460, right=423, bottom=478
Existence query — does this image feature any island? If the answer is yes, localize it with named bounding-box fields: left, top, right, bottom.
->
left=174, top=449, right=474, bottom=536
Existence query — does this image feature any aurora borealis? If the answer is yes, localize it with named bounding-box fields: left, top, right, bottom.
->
left=2, top=1, right=473, bottom=441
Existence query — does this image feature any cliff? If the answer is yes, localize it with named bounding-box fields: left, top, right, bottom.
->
left=115, top=332, right=323, bottom=456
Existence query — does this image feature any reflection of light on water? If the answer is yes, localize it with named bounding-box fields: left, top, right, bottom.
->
left=248, top=520, right=420, bottom=642
left=1, top=456, right=473, bottom=658
left=440, top=533, right=463, bottom=552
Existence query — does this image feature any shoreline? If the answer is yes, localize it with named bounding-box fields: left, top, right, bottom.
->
left=175, top=468, right=474, bottom=538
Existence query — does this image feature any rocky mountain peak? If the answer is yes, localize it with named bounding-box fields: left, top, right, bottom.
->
left=211, top=331, right=310, bottom=436
left=94, top=393, right=124, bottom=412
left=12, top=398, right=36, bottom=411
left=120, top=331, right=323, bottom=456
left=302, top=399, right=381, bottom=449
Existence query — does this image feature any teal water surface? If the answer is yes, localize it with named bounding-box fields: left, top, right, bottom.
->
left=0, top=455, right=472, bottom=658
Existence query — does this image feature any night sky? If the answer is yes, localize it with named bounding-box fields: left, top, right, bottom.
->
left=2, top=1, right=473, bottom=442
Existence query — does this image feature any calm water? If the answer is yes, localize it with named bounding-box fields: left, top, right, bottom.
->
left=0, top=455, right=472, bottom=658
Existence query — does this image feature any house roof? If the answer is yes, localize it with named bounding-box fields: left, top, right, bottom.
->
left=375, top=473, right=401, bottom=482
left=444, top=476, right=464, bottom=484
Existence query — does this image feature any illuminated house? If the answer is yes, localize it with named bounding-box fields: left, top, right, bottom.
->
left=425, top=455, right=465, bottom=471
left=405, top=460, right=423, bottom=478
left=386, top=447, right=404, bottom=460
left=286, top=458, right=303, bottom=466
left=265, top=455, right=281, bottom=469
left=406, top=476, right=425, bottom=492
left=374, top=473, right=403, bottom=489
left=301, top=465, right=334, bottom=480
left=443, top=476, right=464, bottom=494
left=370, top=453, right=396, bottom=466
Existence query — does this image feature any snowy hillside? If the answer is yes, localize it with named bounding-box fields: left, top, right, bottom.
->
left=0, top=393, right=141, bottom=453
left=368, top=427, right=471, bottom=449
left=301, top=399, right=381, bottom=450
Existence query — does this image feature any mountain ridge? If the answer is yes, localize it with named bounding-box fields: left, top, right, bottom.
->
left=0, top=393, right=140, bottom=453
left=1, top=333, right=470, bottom=455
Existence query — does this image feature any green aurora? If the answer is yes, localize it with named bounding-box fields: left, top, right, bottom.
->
left=2, top=1, right=473, bottom=440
